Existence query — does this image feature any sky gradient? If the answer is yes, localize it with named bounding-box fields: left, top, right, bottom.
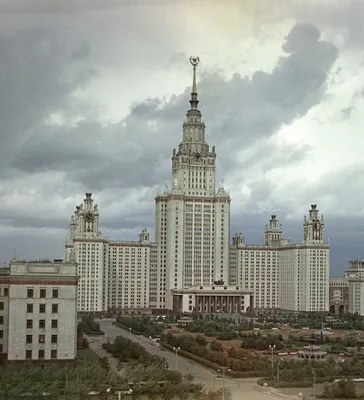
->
left=0, top=0, right=363, bottom=276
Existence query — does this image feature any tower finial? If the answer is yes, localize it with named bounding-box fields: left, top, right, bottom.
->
left=189, top=56, right=200, bottom=109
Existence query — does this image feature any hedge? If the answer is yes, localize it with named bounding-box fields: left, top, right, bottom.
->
left=160, top=341, right=265, bottom=378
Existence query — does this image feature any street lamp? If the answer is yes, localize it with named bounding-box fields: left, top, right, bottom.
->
left=129, top=327, right=132, bottom=337
left=173, top=346, right=180, bottom=371
left=217, top=367, right=231, bottom=400
left=312, top=369, right=316, bottom=398
left=269, top=345, right=276, bottom=378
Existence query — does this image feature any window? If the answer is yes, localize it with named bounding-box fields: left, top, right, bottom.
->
left=3, top=288, right=8, bottom=296
left=52, top=289, right=58, bottom=298
left=27, top=289, right=34, bottom=298
left=0, top=330, right=3, bottom=339
left=26, top=350, right=32, bottom=359
left=40, top=289, right=46, bottom=298
left=39, top=335, right=45, bottom=344
left=51, top=319, right=58, bottom=329
left=51, top=304, right=58, bottom=313
left=26, top=335, right=32, bottom=344
left=51, top=350, right=57, bottom=359
left=0, top=302, right=3, bottom=310
left=51, top=334, right=57, bottom=344
left=0, top=344, right=3, bottom=353
left=38, top=349, right=45, bottom=359
left=0, top=316, right=4, bottom=325
left=39, top=319, right=45, bottom=329
left=26, top=319, right=33, bottom=329
left=27, top=304, right=33, bottom=313
left=39, top=304, right=46, bottom=313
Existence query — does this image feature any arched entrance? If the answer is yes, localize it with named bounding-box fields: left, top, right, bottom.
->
left=339, top=305, right=345, bottom=314
left=329, top=305, right=336, bottom=314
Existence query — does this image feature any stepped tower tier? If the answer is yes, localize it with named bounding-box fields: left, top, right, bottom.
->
left=171, top=56, right=216, bottom=197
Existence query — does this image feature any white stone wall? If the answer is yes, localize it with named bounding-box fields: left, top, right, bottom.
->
left=279, top=246, right=329, bottom=312
left=7, top=262, right=77, bottom=361
left=74, top=239, right=106, bottom=312
left=108, top=242, right=150, bottom=310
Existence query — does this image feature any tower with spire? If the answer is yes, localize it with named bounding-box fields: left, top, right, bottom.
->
left=152, top=57, right=231, bottom=310
left=303, top=204, right=325, bottom=244
left=171, top=57, right=217, bottom=196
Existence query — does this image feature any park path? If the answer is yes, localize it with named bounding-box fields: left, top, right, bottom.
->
left=93, top=320, right=297, bottom=400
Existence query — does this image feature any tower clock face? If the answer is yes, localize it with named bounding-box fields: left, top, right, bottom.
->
left=84, top=212, right=94, bottom=223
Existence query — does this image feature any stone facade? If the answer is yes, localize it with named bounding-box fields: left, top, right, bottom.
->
left=329, top=277, right=348, bottom=314
left=0, top=260, right=78, bottom=365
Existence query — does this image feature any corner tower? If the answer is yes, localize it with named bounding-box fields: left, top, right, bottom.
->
left=303, top=204, right=325, bottom=243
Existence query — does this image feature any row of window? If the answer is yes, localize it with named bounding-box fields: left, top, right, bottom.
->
left=26, top=319, right=58, bottom=329
left=25, top=349, right=58, bottom=359
left=27, top=303, right=58, bottom=314
left=27, top=289, right=58, bottom=299
left=26, top=334, right=58, bottom=344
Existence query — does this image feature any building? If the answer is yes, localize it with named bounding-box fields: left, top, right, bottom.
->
left=279, top=205, right=329, bottom=312
left=0, top=258, right=78, bottom=366
left=329, top=277, right=348, bottom=314
left=64, top=57, right=330, bottom=315
left=345, top=260, right=364, bottom=315
left=154, top=56, right=230, bottom=311
left=65, top=195, right=153, bottom=313
left=0, top=266, right=10, bottom=363
left=171, top=285, right=254, bottom=314
left=229, top=207, right=330, bottom=312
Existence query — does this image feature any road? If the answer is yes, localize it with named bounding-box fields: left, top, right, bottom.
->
left=94, top=320, right=296, bottom=400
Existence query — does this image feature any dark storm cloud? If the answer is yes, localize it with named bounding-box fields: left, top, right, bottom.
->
left=7, top=22, right=338, bottom=194
left=0, top=26, right=97, bottom=167
left=0, top=13, right=354, bottom=274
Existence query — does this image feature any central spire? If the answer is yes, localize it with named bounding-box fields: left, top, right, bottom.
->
left=189, top=56, right=200, bottom=109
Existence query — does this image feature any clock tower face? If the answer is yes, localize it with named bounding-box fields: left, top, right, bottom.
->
left=84, top=211, right=94, bottom=223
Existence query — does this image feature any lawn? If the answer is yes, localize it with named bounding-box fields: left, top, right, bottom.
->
left=77, top=348, right=100, bottom=363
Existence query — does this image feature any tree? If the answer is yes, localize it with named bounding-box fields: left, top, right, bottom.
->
left=196, top=335, right=208, bottom=347
left=210, top=340, right=223, bottom=352
left=323, top=380, right=357, bottom=399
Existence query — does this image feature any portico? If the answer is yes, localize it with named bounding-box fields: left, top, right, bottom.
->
left=171, top=285, right=254, bottom=314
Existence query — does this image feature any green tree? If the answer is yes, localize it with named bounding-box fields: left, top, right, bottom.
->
left=196, top=335, right=208, bottom=347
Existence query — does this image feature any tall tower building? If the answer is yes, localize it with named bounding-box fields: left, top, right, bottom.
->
left=154, top=57, right=231, bottom=310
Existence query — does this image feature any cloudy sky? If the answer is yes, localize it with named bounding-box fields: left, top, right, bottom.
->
left=0, top=0, right=363, bottom=276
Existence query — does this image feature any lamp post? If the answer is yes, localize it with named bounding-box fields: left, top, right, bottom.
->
left=269, top=344, right=276, bottom=378
left=217, top=367, right=230, bottom=400
left=173, top=346, right=180, bottom=371
left=129, top=327, right=132, bottom=337
left=312, top=370, right=316, bottom=398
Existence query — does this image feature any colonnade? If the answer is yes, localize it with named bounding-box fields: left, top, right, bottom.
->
left=194, top=295, right=243, bottom=313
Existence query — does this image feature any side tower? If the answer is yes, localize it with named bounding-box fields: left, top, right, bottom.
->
left=65, top=193, right=107, bottom=313
left=303, top=204, right=325, bottom=243
left=264, top=215, right=283, bottom=246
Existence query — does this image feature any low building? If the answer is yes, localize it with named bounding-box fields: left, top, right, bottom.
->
left=171, top=285, right=254, bottom=314
left=345, top=260, right=364, bottom=315
left=329, top=277, right=348, bottom=314
left=0, top=257, right=78, bottom=367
